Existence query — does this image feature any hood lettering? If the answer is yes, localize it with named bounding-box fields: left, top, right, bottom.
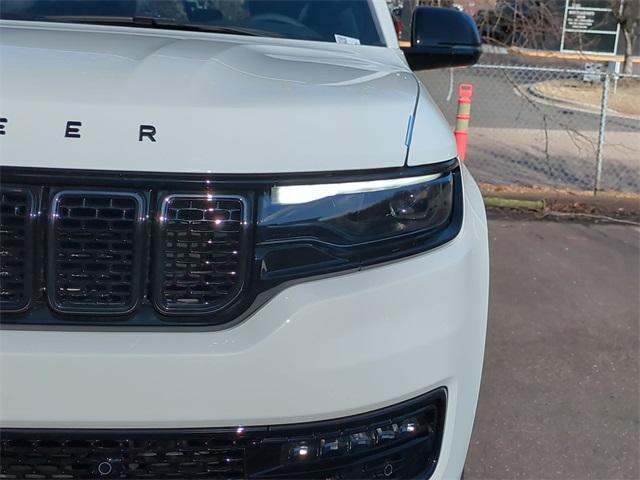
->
left=64, top=121, right=82, bottom=138
left=0, top=118, right=157, bottom=142
left=139, top=125, right=156, bottom=142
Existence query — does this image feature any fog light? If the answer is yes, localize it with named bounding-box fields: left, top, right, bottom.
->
left=287, top=441, right=317, bottom=462
left=248, top=388, right=446, bottom=479
left=320, top=436, right=349, bottom=457
left=400, top=418, right=419, bottom=436
left=349, top=431, right=375, bottom=452
left=375, top=423, right=400, bottom=443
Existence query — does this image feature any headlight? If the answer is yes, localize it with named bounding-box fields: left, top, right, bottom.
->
left=255, top=161, right=462, bottom=283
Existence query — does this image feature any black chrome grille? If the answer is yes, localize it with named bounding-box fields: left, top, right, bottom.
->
left=0, top=436, right=245, bottom=479
left=0, top=187, right=34, bottom=312
left=48, top=191, right=145, bottom=314
left=0, top=179, right=252, bottom=326
left=155, top=195, right=247, bottom=314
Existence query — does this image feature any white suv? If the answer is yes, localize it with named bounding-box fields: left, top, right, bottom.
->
left=0, top=1, right=489, bottom=479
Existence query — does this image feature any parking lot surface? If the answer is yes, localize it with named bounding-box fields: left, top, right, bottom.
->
left=466, top=214, right=639, bottom=479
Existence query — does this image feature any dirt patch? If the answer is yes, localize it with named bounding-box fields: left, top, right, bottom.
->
left=531, top=77, right=640, bottom=116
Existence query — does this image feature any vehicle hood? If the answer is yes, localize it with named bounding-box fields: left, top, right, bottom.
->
left=0, top=22, right=453, bottom=174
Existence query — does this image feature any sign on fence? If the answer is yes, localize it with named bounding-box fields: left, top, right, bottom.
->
left=560, top=0, right=621, bottom=55
left=583, top=62, right=605, bottom=81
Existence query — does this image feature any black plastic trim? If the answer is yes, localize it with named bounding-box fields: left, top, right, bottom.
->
left=0, top=387, right=446, bottom=437
left=0, top=159, right=458, bottom=188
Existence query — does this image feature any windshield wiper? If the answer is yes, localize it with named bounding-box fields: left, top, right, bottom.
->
left=132, top=16, right=282, bottom=37
left=1, top=14, right=281, bottom=38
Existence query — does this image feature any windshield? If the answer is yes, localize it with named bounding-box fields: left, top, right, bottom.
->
left=0, top=0, right=385, bottom=46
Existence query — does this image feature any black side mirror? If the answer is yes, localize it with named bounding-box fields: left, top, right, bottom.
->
left=401, top=6, right=481, bottom=71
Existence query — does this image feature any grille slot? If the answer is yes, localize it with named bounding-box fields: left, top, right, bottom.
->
left=0, top=436, right=245, bottom=479
left=47, top=191, right=145, bottom=314
left=155, top=195, right=248, bottom=314
left=0, top=187, right=34, bottom=312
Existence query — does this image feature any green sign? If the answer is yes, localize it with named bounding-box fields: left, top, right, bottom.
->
left=561, top=0, right=620, bottom=55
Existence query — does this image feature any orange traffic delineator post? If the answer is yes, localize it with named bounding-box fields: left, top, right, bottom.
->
left=454, top=83, right=473, bottom=162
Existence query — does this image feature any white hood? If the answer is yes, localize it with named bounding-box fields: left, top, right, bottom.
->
left=0, top=21, right=454, bottom=174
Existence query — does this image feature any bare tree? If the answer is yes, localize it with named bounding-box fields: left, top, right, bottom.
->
left=418, top=0, right=455, bottom=6
left=474, top=0, right=561, bottom=50
left=611, top=0, right=639, bottom=74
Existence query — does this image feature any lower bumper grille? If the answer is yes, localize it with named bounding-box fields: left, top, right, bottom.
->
left=0, top=436, right=245, bottom=479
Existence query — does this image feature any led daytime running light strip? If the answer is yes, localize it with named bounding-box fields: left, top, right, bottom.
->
left=271, top=173, right=443, bottom=205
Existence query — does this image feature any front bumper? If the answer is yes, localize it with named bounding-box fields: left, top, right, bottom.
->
left=1, top=388, right=447, bottom=479
left=0, top=167, right=489, bottom=479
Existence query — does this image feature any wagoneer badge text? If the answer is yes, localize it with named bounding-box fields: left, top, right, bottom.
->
left=0, top=118, right=157, bottom=142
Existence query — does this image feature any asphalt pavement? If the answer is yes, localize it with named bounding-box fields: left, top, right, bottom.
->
left=465, top=213, right=639, bottom=479
left=416, top=68, right=640, bottom=192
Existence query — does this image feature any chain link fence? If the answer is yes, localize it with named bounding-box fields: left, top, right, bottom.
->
left=418, top=64, right=640, bottom=193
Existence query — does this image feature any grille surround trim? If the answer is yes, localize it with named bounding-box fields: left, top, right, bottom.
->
left=46, top=190, right=147, bottom=315
left=0, top=186, right=36, bottom=314
left=153, top=193, right=251, bottom=316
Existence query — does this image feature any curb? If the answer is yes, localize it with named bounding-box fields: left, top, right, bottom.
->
left=484, top=197, right=545, bottom=211
left=527, top=84, right=640, bottom=121
left=508, top=47, right=640, bottom=65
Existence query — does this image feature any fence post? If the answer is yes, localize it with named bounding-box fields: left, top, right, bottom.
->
left=594, top=72, right=611, bottom=195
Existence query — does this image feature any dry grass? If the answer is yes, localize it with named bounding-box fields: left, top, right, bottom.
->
left=480, top=182, right=640, bottom=199
left=532, top=77, right=640, bottom=116
left=480, top=182, right=640, bottom=219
